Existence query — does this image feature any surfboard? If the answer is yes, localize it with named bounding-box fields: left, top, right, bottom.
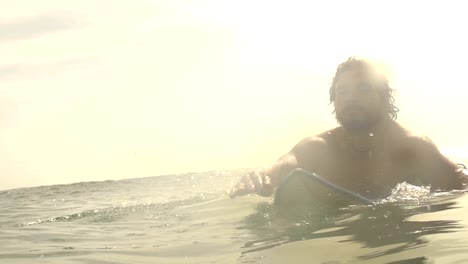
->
left=274, top=168, right=375, bottom=208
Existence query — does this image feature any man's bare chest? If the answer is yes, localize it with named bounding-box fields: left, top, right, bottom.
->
left=310, top=145, right=412, bottom=197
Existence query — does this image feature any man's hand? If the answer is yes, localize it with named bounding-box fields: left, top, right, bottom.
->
left=229, top=170, right=274, bottom=198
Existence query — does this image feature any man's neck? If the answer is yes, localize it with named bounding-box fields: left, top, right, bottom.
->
left=341, top=119, right=391, bottom=152
left=343, top=119, right=389, bottom=137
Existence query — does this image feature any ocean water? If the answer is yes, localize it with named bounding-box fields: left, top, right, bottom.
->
left=2, top=168, right=468, bottom=264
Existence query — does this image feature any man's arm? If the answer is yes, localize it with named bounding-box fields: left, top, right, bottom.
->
left=229, top=149, right=299, bottom=198
left=229, top=136, right=325, bottom=197
left=409, top=136, right=467, bottom=191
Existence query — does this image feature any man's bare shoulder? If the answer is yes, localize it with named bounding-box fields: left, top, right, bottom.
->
left=293, top=136, right=326, bottom=152
left=389, top=122, right=438, bottom=152
left=291, top=128, right=340, bottom=157
left=317, top=127, right=342, bottom=139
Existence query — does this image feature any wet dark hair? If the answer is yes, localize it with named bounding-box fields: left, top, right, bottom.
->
left=329, top=57, right=399, bottom=120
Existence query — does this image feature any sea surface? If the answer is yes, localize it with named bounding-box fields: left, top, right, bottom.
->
left=2, top=165, right=468, bottom=264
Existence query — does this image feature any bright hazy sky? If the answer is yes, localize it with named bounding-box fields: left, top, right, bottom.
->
left=1, top=0, right=468, bottom=190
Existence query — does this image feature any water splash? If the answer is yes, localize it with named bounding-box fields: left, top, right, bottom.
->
left=378, top=182, right=467, bottom=207
left=381, top=182, right=432, bottom=204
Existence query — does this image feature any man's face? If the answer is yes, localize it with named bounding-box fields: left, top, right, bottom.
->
left=333, top=69, right=385, bottom=132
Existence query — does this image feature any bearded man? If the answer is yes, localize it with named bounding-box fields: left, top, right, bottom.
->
left=230, top=57, right=467, bottom=200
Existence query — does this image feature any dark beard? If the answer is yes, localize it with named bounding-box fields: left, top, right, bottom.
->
left=335, top=109, right=381, bottom=134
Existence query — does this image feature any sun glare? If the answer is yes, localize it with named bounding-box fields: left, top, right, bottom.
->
left=1, top=0, right=468, bottom=189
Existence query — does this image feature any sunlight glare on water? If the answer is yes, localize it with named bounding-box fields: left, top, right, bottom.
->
left=1, top=170, right=468, bottom=263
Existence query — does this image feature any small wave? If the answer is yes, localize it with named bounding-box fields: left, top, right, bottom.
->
left=19, top=193, right=220, bottom=227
